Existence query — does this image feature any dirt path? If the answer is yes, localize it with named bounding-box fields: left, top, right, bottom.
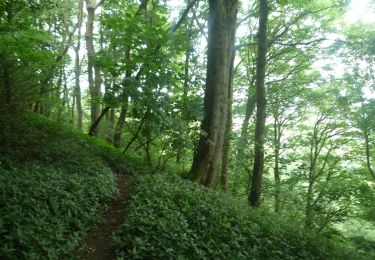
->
left=78, top=174, right=132, bottom=260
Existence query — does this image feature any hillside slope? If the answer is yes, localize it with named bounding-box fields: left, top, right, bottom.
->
left=114, top=174, right=370, bottom=259
left=0, top=110, right=371, bottom=260
left=0, top=110, right=134, bottom=259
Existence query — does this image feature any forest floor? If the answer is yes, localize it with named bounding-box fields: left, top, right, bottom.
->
left=78, top=174, right=132, bottom=260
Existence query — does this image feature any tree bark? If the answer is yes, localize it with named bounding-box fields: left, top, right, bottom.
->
left=57, top=69, right=69, bottom=121
left=249, top=0, right=268, bottom=208
left=273, top=116, right=281, bottom=212
left=113, top=98, right=129, bottom=148
left=305, top=180, right=314, bottom=228
left=88, top=106, right=111, bottom=136
left=191, top=0, right=238, bottom=188
left=237, top=82, right=256, bottom=161
left=305, top=121, right=319, bottom=228
left=85, top=0, right=102, bottom=126
left=364, top=130, right=375, bottom=180
left=177, top=25, right=192, bottom=163
left=105, top=107, right=115, bottom=143
left=220, top=78, right=233, bottom=191
left=71, top=94, right=75, bottom=125
left=220, top=37, right=237, bottom=191
left=74, top=0, right=84, bottom=130
left=306, top=133, right=318, bottom=229
left=113, top=47, right=131, bottom=148
left=74, top=47, right=83, bottom=130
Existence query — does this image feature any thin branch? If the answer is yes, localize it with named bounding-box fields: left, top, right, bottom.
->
left=192, top=7, right=207, bottom=41
left=171, top=0, right=200, bottom=32
left=95, top=0, right=105, bottom=10
left=123, top=109, right=150, bottom=154
left=270, top=5, right=341, bottom=45
left=237, top=1, right=257, bottom=28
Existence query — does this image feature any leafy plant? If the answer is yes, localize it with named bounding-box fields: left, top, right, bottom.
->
left=0, top=164, right=117, bottom=259
left=114, top=173, right=365, bottom=259
left=0, top=111, right=126, bottom=259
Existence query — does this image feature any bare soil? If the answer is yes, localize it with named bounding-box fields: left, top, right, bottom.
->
left=77, top=174, right=132, bottom=260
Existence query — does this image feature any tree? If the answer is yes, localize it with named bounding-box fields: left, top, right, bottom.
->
left=96, top=0, right=198, bottom=148
left=191, top=0, right=238, bottom=188
left=73, top=0, right=84, bottom=130
left=248, top=0, right=268, bottom=207
left=220, top=50, right=236, bottom=190
left=85, top=0, right=104, bottom=126
left=0, top=0, right=75, bottom=111
left=340, top=24, right=375, bottom=180
left=112, top=0, right=149, bottom=148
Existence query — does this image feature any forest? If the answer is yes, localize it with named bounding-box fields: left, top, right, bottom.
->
left=1, top=0, right=375, bottom=259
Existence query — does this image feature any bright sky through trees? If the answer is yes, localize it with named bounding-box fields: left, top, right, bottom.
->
left=73, top=0, right=375, bottom=94
left=345, top=0, right=375, bottom=24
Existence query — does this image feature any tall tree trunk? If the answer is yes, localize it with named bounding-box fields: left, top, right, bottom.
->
left=57, top=70, right=64, bottom=120
left=113, top=48, right=131, bottom=148
left=113, top=99, right=129, bottom=148
left=177, top=27, right=192, bottom=163
left=63, top=71, right=71, bottom=120
left=273, top=116, right=281, bottom=212
left=74, top=46, right=83, bottom=130
left=106, top=107, right=115, bottom=143
left=74, top=0, right=84, bottom=130
left=85, top=0, right=102, bottom=126
left=183, top=46, right=191, bottom=100
left=237, top=78, right=256, bottom=160
left=249, top=0, right=268, bottom=208
left=220, top=81, right=233, bottom=191
left=305, top=179, right=314, bottom=228
left=71, top=95, right=75, bottom=125
left=305, top=128, right=318, bottom=228
left=364, top=130, right=375, bottom=180
left=191, top=0, right=238, bottom=188
left=103, top=76, right=114, bottom=143
left=220, top=36, right=237, bottom=191
left=57, top=69, right=69, bottom=121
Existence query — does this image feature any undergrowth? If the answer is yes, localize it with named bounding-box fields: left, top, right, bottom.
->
left=0, top=110, right=136, bottom=259
left=0, top=164, right=117, bottom=259
left=114, top=173, right=366, bottom=260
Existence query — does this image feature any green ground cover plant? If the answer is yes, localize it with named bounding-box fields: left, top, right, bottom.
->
left=114, top=173, right=367, bottom=260
left=0, top=111, right=124, bottom=259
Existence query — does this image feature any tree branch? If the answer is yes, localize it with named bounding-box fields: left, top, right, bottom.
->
left=95, top=0, right=105, bottom=9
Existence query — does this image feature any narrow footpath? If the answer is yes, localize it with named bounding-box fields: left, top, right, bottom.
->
left=78, top=174, right=132, bottom=260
